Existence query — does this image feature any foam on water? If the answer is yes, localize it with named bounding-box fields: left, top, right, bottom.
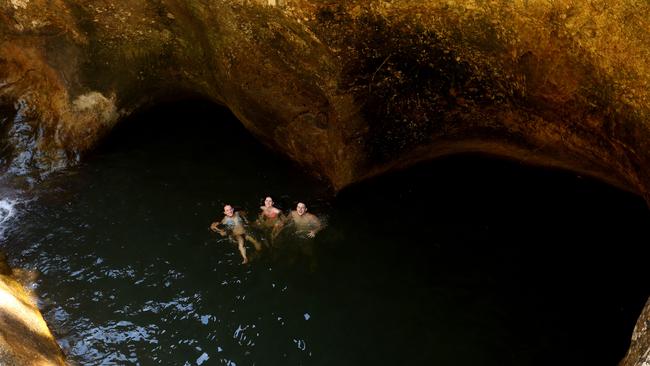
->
left=0, top=198, right=20, bottom=240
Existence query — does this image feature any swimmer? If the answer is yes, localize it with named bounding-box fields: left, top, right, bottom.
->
left=257, top=196, right=284, bottom=245
left=275, top=202, right=323, bottom=238
left=210, top=204, right=262, bottom=264
left=257, top=196, right=283, bottom=228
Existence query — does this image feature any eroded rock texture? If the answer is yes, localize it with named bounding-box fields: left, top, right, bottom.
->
left=0, top=252, right=66, bottom=366
left=0, top=0, right=649, bottom=194
left=621, top=299, right=650, bottom=366
left=1, top=0, right=650, bottom=364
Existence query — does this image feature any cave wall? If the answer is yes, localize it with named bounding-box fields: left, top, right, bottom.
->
left=621, top=299, right=650, bottom=366
left=0, top=0, right=649, bottom=194
left=1, top=1, right=650, bottom=364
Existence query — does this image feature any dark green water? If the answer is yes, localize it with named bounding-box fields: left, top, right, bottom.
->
left=2, top=101, right=649, bottom=366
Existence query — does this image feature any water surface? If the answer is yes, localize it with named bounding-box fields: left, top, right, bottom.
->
left=2, top=101, right=649, bottom=366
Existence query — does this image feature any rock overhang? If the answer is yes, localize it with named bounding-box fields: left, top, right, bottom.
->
left=1, top=2, right=650, bottom=363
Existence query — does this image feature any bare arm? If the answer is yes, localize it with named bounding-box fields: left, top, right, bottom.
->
left=271, top=213, right=292, bottom=239
left=307, top=214, right=323, bottom=238
left=256, top=209, right=265, bottom=226
left=210, top=217, right=227, bottom=236
left=238, top=211, right=249, bottom=224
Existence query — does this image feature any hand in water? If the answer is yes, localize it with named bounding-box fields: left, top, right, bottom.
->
left=210, top=222, right=227, bottom=236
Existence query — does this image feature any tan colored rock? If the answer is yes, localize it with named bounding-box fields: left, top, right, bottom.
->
left=1, top=0, right=650, bottom=363
left=620, top=299, right=650, bottom=366
left=0, top=263, right=66, bottom=365
left=1, top=0, right=649, bottom=194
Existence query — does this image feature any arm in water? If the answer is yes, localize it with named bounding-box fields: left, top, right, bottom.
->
left=209, top=217, right=227, bottom=236
left=305, top=213, right=322, bottom=238
left=271, top=213, right=293, bottom=239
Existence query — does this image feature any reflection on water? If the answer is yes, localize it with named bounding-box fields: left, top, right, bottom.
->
left=1, top=101, right=649, bottom=366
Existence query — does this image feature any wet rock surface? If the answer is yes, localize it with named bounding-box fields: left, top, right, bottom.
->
left=621, top=299, right=650, bottom=366
left=0, top=252, right=66, bottom=366
left=1, top=0, right=650, bottom=364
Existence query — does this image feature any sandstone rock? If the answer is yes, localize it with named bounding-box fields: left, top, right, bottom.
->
left=0, top=0, right=646, bottom=195
left=0, top=269, right=66, bottom=366
left=1, top=0, right=650, bottom=364
left=620, top=299, right=650, bottom=366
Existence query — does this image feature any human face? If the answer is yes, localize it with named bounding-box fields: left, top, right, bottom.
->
left=264, top=197, right=273, bottom=208
left=296, top=203, right=307, bottom=216
left=224, top=205, right=234, bottom=217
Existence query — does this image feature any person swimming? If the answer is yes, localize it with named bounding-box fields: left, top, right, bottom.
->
left=210, top=204, right=262, bottom=264
left=275, top=202, right=323, bottom=238
left=257, top=196, right=284, bottom=245
left=258, top=196, right=283, bottom=227
left=270, top=202, right=323, bottom=271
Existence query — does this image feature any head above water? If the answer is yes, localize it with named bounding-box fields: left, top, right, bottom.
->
left=264, top=197, right=274, bottom=207
left=296, top=202, right=307, bottom=216
left=223, top=205, right=234, bottom=217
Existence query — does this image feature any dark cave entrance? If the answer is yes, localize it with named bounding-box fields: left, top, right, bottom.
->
left=333, top=151, right=650, bottom=365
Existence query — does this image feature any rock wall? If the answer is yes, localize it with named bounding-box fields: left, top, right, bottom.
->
left=0, top=252, right=66, bottom=365
left=1, top=0, right=650, bottom=364
left=621, top=299, right=650, bottom=366
left=1, top=0, right=649, bottom=194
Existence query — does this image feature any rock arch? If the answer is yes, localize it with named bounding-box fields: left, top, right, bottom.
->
left=1, top=1, right=650, bottom=364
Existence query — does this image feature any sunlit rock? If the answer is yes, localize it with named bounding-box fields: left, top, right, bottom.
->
left=0, top=0, right=646, bottom=194
left=620, top=299, right=650, bottom=366
left=0, top=256, right=66, bottom=366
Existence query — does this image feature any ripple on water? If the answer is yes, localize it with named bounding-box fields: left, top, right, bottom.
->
left=65, top=318, right=160, bottom=365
